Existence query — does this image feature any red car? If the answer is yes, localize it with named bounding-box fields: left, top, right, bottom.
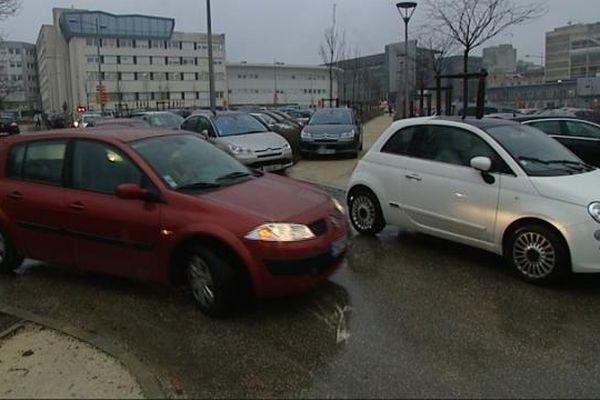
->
left=0, top=129, right=349, bottom=316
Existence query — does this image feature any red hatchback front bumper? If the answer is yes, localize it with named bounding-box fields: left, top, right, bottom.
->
left=243, top=218, right=350, bottom=297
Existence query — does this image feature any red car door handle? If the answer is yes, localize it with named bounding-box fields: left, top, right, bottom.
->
left=7, top=191, right=22, bottom=200
left=68, top=201, right=85, bottom=211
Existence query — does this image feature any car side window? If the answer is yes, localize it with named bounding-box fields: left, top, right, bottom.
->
left=197, top=117, right=215, bottom=136
left=409, top=125, right=512, bottom=173
left=181, top=117, right=198, bottom=132
left=6, top=143, right=26, bottom=179
left=21, top=140, right=67, bottom=185
left=565, top=121, right=600, bottom=139
left=528, top=121, right=562, bottom=135
left=72, top=140, right=142, bottom=195
left=381, top=127, right=416, bottom=156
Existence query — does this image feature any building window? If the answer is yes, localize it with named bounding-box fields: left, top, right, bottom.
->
left=168, top=72, right=181, bottom=81
left=183, top=72, right=195, bottom=81
left=182, top=57, right=195, bottom=65
left=86, top=56, right=99, bottom=64
left=121, top=72, right=135, bottom=81
left=215, top=72, right=225, bottom=81
left=120, top=56, right=134, bottom=65
left=154, top=72, right=166, bottom=81
left=103, top=55, right=117, bottom=64
left=168, top=57, right=181, bottom=65
left=137, top=40, right=150, bottom=49
left=181, top=42, right=194, bottom=50
left=150, top=40, right=164, bottom=49
left=137, top=56, right=150, bottom=65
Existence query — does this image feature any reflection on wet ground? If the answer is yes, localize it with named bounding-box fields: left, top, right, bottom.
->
left=4, top=227, right=600, bottom=397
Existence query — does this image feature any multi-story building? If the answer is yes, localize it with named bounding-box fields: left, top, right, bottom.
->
left=483, top=44, right=517, bottom=75
left=37, top=8, right=227, bottom=113
left=0, top=41, right=39, bottom=111
left=545, top=22, right=600, bottom=82
left=226, top=62, right=337, bottom=107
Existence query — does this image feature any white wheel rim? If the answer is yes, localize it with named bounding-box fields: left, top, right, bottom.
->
left=513, top=232, right=556, bottom=279
left=351, top=195, right=376, bottom=231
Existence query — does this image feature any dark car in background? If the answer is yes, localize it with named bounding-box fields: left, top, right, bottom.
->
left=280, top=109, right=313, bottom=126
left=300, top=108, right=363, bottom=158
left=0, top=117, right=19, bottom=135
left=514, top=116, right=600, bottom=167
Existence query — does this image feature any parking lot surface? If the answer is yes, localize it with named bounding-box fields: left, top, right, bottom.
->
left=2, top=116, right=600, bottom=397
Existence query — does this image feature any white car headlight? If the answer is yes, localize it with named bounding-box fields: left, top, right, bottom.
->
left=282, top=142, right=291, bottom=149
left=73, top=121, right=80, bottom=128
left=301, top=130, right=312, bottom=139
left=340, top=129, right=356, bottom=139
left=588, top=202, right=600, bottom=223
left=228, top=143, right=254, bottom=156
left=332, top=197, right=346, bottom=215
left=245, top=223, right=316, bottom=242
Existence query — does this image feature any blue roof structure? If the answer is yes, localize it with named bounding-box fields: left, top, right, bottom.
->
left=59, top=10, right=175, bottom=40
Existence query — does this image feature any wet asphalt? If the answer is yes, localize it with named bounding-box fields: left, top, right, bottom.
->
left=3, top=189, right=600, bottom=398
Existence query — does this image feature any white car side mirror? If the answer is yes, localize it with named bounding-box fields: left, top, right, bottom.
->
left=470, top=156, right=492, bottom=172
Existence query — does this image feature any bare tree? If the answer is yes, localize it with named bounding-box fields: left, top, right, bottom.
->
left=425, top=0, right=544, bottom=114
left=0, top=0, right=20, bottom=20
left=319, top=3, right=345, bottom=105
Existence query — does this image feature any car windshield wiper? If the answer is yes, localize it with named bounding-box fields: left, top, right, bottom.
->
left=175, top=181, right=221, bottom=192
left=215, top=171, right=252, bottom=182
left=518, top=157, right=592, bottom=172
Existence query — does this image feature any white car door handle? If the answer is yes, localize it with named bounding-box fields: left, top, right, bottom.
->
left=405, top=174, right=422, bottom=182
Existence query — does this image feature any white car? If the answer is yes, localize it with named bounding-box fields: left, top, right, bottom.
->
left=347, top=117, right=600, bottom=284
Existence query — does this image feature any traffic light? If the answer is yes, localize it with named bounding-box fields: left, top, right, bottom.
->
left=77, top=106, right=87, bottom=113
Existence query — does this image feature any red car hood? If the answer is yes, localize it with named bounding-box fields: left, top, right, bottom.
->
left=200, top=174, right=330, bottom=222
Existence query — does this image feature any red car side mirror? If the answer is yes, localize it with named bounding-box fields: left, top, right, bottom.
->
left=116, top=184, right=149, bottom=200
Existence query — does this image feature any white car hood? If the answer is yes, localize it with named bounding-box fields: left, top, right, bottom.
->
left=218, top=132, right=289, bottom=151
left=530, top=169, right=600, bottom=206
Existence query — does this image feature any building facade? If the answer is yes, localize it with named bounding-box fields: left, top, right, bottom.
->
left=545, top=22, right=600, bottom=82
left=483, top=44, right=517, bottom=75
left=37, top=8, right=227, bottom=113
left=226, top=62, right=337, bottom=107
left=0, top=41, right=39, bottom=110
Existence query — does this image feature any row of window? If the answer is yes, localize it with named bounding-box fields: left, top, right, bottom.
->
left=86, top=91, right=225, bottom=102
left=85, top=71, right=225, bottom=82
left=236, top=74, right=327, bottom=80
left=3, top=48, right=34, bottom=56
left=86, top=55, right=224, bottom=66
left=228, top=88, right=326, bottom=95
left=85, top=38, right=224, bottom=52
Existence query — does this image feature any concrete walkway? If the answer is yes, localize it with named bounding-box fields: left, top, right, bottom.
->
left=286, top=114, right=394, bottom=189
left=0, top=322, right=143, bottom=399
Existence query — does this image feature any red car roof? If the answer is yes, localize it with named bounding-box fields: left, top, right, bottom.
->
left=3, top=128, right=182, bottom=145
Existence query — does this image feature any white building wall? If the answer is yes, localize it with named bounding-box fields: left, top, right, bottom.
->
left=37, top=8, right=227, bottom=113
left=0, top=41, right=39, bottom=110
left=226, top=63, right=338, bottom=107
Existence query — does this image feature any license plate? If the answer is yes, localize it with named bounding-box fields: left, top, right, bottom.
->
left=330, top=236, right=348, bottom=257
left=317, top=148, right=335, bottom=155
left=260, top=164, right=282, bottom=172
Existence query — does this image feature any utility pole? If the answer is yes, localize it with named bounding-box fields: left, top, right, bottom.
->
left=95, top=17, right=104, bottom=112
left=206, top=0, right=216, bottom=112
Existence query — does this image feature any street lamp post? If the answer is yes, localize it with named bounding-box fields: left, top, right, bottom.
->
left=206, top=0, right=216, bottom=113
left=273, top=60, right=284, bottom=106
left=95, top=17, right=104, bottom=112
left=396, top=2, right=417, bottom=119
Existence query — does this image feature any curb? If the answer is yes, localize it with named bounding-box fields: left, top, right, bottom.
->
left=0, top=304, right=164, bottom=399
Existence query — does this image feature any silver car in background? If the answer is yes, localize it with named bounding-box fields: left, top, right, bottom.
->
left=180, top=111, right=293, bottom=172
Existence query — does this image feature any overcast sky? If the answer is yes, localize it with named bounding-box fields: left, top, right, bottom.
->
left=2, top=0, right=599, bottom=65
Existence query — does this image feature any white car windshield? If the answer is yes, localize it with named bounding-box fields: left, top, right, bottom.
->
left=486, top=124, right=595, bottom=176
left=214, top=114, right=269, bottom=137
